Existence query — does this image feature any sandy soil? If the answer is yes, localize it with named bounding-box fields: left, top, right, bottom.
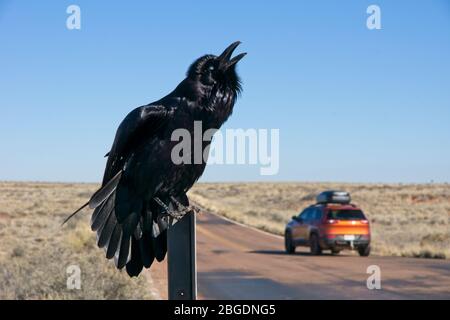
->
left=0, top=181, right=155, bottom=299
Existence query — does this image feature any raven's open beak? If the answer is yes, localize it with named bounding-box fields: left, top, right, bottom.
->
left=218, top=41, right=247, bottom=70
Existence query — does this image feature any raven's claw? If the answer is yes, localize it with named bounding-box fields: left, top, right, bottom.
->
left=153, top=196, right=198, bottom=220
left=170, top=196, right=200, bottom=214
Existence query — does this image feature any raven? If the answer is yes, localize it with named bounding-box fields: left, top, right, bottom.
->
left=65, top=42, right=246, bottom=277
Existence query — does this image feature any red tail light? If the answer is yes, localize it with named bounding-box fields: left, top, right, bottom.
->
left=360, top=220, right=369, bottom=224
left=326, top=219, right=338, bottom=224
left=326, top=234, right=337, bottom=239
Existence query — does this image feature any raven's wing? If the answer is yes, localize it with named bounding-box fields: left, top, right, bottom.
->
left=88, top=103, right=174, bottom=270
left=89, top=104, right=171, bottom=208
left=104, top=104, right=172, bottom=186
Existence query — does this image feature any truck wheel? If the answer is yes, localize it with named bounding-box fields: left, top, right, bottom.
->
left=285, top=230, right=295, bottom=254
left=310, top=233, right=322, bottom=255
left=358, top=245, right=371, bottom=257
left=331, top=248, right=340, bottom=255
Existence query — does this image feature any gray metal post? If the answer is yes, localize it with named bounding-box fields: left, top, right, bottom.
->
left=167, top=211, right=197, bottom=300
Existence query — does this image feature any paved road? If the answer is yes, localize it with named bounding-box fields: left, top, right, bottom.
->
left=194, top=211, right=450, bottom=299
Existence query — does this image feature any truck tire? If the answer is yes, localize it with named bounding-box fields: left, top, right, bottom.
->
left=331, top=248, right=341, bottom=255
left=310, top=233, right=322, bottom=255
left=285, top=230, right=295, bottom=254
left=358, top=245, right=371, bottom=257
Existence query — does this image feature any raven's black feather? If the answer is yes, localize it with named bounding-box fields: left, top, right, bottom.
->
left=97, top=207, right=116, bottom=248
left=126, top=237, right=144, bottom=277
left=61, top=201, right=88, bottom=226
left=89, top=170, right=122, bottom=209
left=116, top=233, right=131, bottom=269
left=138, top=232, right=155, bottom=268
left=116, top=212, right=139, bottom=268
left=91, top=193, right=115, bottom=232
left=106, top=224, right=122, bottom=259
left=153, top=230, right=167, bottom=262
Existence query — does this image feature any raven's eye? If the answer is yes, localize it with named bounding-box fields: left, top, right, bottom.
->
left=208, top=65, right=215, bottom=71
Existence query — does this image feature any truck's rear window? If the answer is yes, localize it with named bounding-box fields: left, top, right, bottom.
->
left=327, top=210, right=366, bottom=220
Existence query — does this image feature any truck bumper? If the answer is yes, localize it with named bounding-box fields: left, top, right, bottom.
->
left=321, top=235, right=370, bottom=250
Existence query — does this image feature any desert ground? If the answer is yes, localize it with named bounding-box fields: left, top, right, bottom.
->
left=0, top=182, right=155, bottom=299
left=0, top=181, right=448, bottom=299
left=189, top=182, right=450, bottom=259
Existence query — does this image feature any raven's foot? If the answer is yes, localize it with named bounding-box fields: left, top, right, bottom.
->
left=170, top=196, right=200, bottom=215
left=153, top=197, right=199, bottom=220
left=154, top=197, right=184, bottom=220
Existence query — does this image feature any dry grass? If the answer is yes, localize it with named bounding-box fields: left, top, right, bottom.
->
left=188, top=182, right=450, bottom=259
left=0, top=182, right=154, bottom=300
left=1, top=181, right=448, bottom=299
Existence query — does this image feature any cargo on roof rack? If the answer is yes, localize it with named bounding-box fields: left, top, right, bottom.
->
left=316, top=191, right=351, bottom=204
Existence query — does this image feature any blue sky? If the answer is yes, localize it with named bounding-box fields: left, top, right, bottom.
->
left=1, top=0, right=449, bottom=183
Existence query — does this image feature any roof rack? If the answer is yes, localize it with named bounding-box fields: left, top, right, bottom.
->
left=316, top=191, right=351, bottom=205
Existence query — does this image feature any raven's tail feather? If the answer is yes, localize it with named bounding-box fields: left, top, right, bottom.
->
left=124, top=200, right=168, bottom=276
left=91, top=192, right=115, bottom=231
left=125, top=231, right=166, bottom=277
left=126, top=237, right=144, bottom=277
left=96, top=202, right=117, bottom=248
left=139, top=232, right=155, bottom=268
left=62, top=170, right=122, bottom=226
left=65, top=172, right=174, bottom=277
left=89, top=170, right=122, bottom=209
left=92, top=194, right=169, bottom=276
left=61, top=201, right=89, bottom=226
left=115, top=211, right=139, bottom=269
left=90, top=187, right=141, bottom=271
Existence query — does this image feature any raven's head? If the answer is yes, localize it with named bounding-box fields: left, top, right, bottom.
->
left=187, top=41, right=246, bottom=96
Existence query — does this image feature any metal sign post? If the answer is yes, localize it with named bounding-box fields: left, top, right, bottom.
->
left=167, top=211, right=197, bottom=300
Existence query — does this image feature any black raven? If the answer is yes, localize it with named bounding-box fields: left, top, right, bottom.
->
left=65, top=42, right=246, bottom=277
